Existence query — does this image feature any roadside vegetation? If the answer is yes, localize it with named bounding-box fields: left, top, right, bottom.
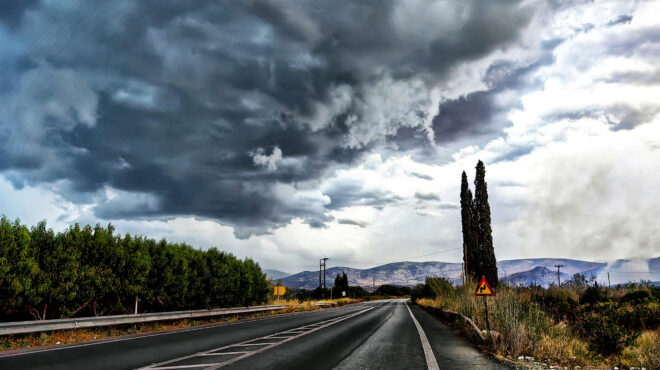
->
left=0, top=216, right=270, bottom=322
left=412, top=276, right=660, bottom=368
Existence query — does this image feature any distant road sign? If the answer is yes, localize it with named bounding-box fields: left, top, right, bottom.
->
left=342, top=291, right=346, bottom=297
left=274, top=286, right=286, bottom=295
left=473, top=277, right=495, bottom=296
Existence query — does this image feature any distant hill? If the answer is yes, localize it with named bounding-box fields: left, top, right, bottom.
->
left=279, top=257, right=659, bottom=289
left=264, top=269, right=292, bottom=281
left=281, top=262, right=463, bottom=290
left=577, top=258, right=660, bottom=286
left=497, top=258, right=605, bottom=276
left=501, top=266, right=570, bottom=288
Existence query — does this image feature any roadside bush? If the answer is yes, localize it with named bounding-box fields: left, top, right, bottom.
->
left=580, top=283, right=607, bottom=305
left=621, top=289, right=651, bottom=304
left=374, top=284, right=411, bottom=296
left=426, top=277, right=453, bottom=297
left=532, top=286, right=579, bottom=323
left=410, top=282, right=433, bottom=302
left=580, top=303, right=639, bottom=359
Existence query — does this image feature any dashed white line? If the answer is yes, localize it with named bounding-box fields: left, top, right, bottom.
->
left=139, top=306, right=376, bottom=370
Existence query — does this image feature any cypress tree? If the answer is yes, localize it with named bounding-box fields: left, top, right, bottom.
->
left=460, top=171, right=477, bottom=280
left=473, top=160, right=498, bottom=286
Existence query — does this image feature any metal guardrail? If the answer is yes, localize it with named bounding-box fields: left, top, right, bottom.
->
left=0, top=303, right=331, bottom=336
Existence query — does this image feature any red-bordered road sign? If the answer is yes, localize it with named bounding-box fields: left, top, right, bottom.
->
left=474, top=276, right=495, bottom=296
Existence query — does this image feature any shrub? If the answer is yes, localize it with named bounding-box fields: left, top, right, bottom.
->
left=532, top=286, right=579, bottom=323
left=410, top=282, right=433, bottom=302
left=426, top=277, right=453, bottom=297
left=580, top=283, right=607, bottom=305
left=621, top=289, right=651, bottom=304
left=581, top=303, right=639, bottom=359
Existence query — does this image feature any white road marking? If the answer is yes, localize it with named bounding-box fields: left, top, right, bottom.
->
left=146, top=365, right=216, bottom=369
left=405, top=301, right=440, bottom=370
left=139, top=306, right=376, bottom=370
left=232, top=342, right=276, bottom=346
left=197, top=352, right=247, bottom=356
left=0, top=303, right=369, bottom=359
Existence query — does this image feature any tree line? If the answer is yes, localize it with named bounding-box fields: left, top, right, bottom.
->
left=0, top=217, right=270, bottom=321
left=460, top=160, right=498, bottom=286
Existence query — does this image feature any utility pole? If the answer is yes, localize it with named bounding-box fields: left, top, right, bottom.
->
left=554, top=264, right=564, bottom=287
left=607, top=272, right=611, bottom=289
left=372, top=272, right=375, bottom=293
left=319, top=257, right=329, bottom=299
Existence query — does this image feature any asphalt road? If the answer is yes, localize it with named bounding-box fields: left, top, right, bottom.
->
left=0, top=300, right=506, bottom=370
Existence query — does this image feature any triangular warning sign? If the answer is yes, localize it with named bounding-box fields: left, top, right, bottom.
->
left=474, top=277, right=495, bottom=296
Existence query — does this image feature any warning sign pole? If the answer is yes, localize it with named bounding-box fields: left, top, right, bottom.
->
left=482, top=294, right=491, bottom=338
left=473, top=275, right=494, bottom=342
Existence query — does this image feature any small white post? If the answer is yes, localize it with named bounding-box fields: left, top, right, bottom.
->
left=135, top=295, right=138, bottom=315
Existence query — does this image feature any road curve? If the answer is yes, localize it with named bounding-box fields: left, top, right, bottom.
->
left=0, top=300, right=505, bottom=369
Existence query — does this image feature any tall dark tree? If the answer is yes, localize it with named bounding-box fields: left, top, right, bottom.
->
left=460, top=171, right=477, bottom=280
left=332, top=272, right=350, bottom=297
left=473, top=160, right=498, bottom=286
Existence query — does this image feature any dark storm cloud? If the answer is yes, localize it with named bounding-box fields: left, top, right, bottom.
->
left=0, top=0, right=39, bottom=29
left=409, top=172, right=433, bottom=181
left=413, top=51, right=554, bottom=149
left=323, top=180, right=403, bottom=211
left=0, top=0, right=537, bottom=236
left=337, top=218, right=369, bottom=228
left=414, top=192, right=441, bottom=201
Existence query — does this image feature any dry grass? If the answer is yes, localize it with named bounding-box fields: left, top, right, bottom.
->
left=418, top=281, right=660, bottom=368
left=421, top=282, right=599, bottom=367
left=621, top=328, right=660, bottom=369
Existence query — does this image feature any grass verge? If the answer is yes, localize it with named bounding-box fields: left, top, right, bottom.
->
left=413, top=278, right=659, bottom=369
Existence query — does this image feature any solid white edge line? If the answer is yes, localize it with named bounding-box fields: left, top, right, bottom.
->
left=405, top=301, right=440, bottom=370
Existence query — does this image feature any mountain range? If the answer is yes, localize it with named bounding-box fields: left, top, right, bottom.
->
left=264, top=269, right=291, bottom=280
left=277, top=257, right=659, bottom=289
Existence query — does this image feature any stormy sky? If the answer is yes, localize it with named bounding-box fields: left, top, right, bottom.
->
left=1, top=0, right=659, bottom=272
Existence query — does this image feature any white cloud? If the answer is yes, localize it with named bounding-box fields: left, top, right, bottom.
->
left=250, top=146, right=283, bottom=171
left=345, top=74, right=440, bottom=148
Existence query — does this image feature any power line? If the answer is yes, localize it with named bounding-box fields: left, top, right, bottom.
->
left=605, top=271, right=655, bottom=274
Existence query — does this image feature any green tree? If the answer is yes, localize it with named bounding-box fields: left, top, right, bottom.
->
left=332, top=271, right=350, bottom=297
left=473, top=160, right=498, bottom=286
left=460, top=171, right=477, bottom=280
left=0, top=218, right=271, bottom=319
